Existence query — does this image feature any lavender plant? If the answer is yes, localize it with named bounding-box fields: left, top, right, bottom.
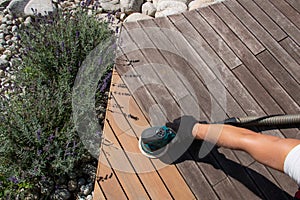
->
left=0, top=8, right=113, bottom=198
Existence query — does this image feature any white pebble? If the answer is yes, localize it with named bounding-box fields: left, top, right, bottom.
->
left=86, top=195, right=92, bottom=200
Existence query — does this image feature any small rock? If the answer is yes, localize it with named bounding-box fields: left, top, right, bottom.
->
left=0, top=33, right=4, bottom=39
left=6, top=20, right=12, bottom=25
left=17, top=17, right=23, bottom=22
left=0, top=58, right=9, bottom=69
left=4, top=34, right=12, bottom=41
left=11, top=36, right=18, bottom=41
left=2, top=28, right=9, bottom=35
left=1, top=17, right=7, bottom=23
left=80, top=184, right=93, bottom=196
left=68, top=172, right=77, bottom=180
left=11, top=26, right=18, bottom=33
left=86, top=195, right=93, bottom=200
left=3, top=8, right=8, bottom=14
left=60, top=1, right=74, bottom=8
left=120, top=12, right=126, bottom=20
left=0, top=39, right=6, bottom=45
left=142, top=2, right=156, bottom=16
left=124, top=12, right=153, bottom=22
left=188, top=0, right=214, bottom=10
left=24, top=0, right=56, bottom=16
left=87, top=9, right=93, bottom=16
left=0, top=23, right=7, bottom=29
left=68, top=180, right=77, bottom=192
left=24, top=16, right=32, bottom=26
left=5, top=14, right=13, bottom=20
left=77, top=178, right=86, bottom=187
left=0, top=54, right=7, bottom=61
left=0, top=70, right=4, bottom=78
left=155, top=1, right=187, bottom=17
left=85, top=183, right=93, bottom=195
left=6, top=40, right=13, bottom=45
left=120, top=0, right=143, bottom=14
left=53, top=189, right=71, bottom=200
left=3, top=50, right=11, bottom=57
left=0, top=45, right=5, bottom=53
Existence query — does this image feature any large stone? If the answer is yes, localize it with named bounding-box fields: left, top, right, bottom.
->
left=100, top=0, right=120, bottom=12
left=124, top=12, right=153, bottom=22
left=157, top=0, right=190, bottom=5
left=101, top=2, right=120, bottom=12
left=120, top=0, right=143, bottom=14
left=142, top=2, right=156, bottom=17
left=24, top=0, right=56, bottom=16
left=7, top=0, right=30, bottom=17
left=188, top=0, right=214, bottom=10
left=155, top=1, right=187, bottom=18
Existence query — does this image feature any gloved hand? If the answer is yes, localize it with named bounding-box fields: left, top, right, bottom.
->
left=166, top=115, right=199, bottom=139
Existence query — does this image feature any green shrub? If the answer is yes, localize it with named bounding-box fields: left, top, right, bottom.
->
left=0, top=8, right=113, bottom=198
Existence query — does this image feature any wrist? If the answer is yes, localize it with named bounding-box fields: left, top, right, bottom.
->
left=192, top=123, right=209, bottom=139
left=192, top=123, right=200, bottom=138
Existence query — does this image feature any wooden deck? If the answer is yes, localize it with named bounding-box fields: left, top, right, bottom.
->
left=94, top=0, right=300, bottom=199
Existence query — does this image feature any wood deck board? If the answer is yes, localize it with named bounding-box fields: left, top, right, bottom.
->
left=95, top=0, right=300, bottom=199
left=235, top=0, right=287, bottom=41
left=122, top=23, right=221, bottom=199
left=113, top=72, right=197, bottom=199
left=138, top=16, right=263, bottom=189
left=223, top=0, right=300, bottom=84
left=211, top=2, right=265, bottom=55
left=252, top=0, right=300, bottom=45
left=256, top=49, right=300, bottom=107
left=268, top=0, right=300, bottom=29
left=284, top=0, right=300, bottom=12
left=279, top=37, right=300, bottom=64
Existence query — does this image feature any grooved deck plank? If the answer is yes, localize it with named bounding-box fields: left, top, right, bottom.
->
left=268, top=0, right=300, bottom=29
left=279, top=37, right=300, bottom=64
left=178, top=10, right=242, bottom=70
left=247, top=162, right=293, bottom=199
left=121, top=23, right=219, bottom=200
left=213, top=178, right=242, bottom=199
left=96, top=151, right=127, bottom=200
left=284, top=0, right=300, bottom=12
left=138, top=17, right=229, bottom=186
left=100, top=122, right=150, bottom=199
left=216, top=148, right=263, bottom=199
left=211, top=2, right=265, bottom=55
left=106, top=74, right=174, bottom=200
left=198, top=4, right=300, bottom=117
left=232, top=64, right=299, bottom=140
left=252, top=0, right=300, bottom=45
left=223, top=0, right=300, bottom=84
left=112, top=71, right=196, bottom=199
left=166, top=13, right=262, bottom=167
left=235, top=0, right=287, bottom=41
left=95, top=0, right=300, bottom=198
left=93, top=181, right=107, bottom=200
left=233, top=64, right=300, bottom=116
left=256, top=49, right=300, bottom=107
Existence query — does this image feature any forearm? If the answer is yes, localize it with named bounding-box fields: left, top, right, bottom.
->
left=192, top=123, right=300, bottom=171
left=192, top=123, right=252, bottom=150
